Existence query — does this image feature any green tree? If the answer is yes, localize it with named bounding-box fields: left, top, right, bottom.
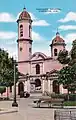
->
left=71, top=39, right=76, bottom=59
left=58, top=66, right=74, bottom=100
left=0, top=49, right=19, bottom=98
left=57, top=49, right=70, bottom=64
left=69, top=39, right=76, bottom=65
left=58, top=40, right=76, bottom=98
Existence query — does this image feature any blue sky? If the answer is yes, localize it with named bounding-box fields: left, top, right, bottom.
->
left=0, top=0, right=76, bottom=58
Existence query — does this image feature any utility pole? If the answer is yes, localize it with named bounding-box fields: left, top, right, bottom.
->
left=12, top=59, right=18, bottom=107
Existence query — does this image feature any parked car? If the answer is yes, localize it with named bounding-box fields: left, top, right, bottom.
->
left=35, top=86, right=41, bottom=90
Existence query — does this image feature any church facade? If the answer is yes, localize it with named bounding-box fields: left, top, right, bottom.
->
left=16, top=8, right=67, bottom=95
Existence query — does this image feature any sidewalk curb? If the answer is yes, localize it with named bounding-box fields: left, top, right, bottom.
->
left=0, top=109, right=18, bottom=115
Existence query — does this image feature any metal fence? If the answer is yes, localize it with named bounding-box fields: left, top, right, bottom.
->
left=54, top=110, right=76, bottom=120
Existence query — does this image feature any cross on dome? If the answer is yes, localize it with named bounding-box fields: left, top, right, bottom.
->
left=23, top=5, right=26, bottom=11
left=56, top=28, right=60, bottom=36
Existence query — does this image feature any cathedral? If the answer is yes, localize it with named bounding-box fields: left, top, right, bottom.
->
left=16, top=8, right=67, bottom=95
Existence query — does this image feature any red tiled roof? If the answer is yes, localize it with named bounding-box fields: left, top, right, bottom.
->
left=19, top=9, right=31, bottom=20
left=52, top=36, right=65, bottom=44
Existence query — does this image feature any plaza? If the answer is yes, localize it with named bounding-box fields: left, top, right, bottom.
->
left=0, top=95, right=54, bottom=120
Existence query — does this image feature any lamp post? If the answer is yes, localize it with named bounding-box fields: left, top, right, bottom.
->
left=12, top=58, right=18, bottom=107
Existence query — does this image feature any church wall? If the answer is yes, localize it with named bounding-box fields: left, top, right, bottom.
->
left=30, top=62, right=44, bottom=75
left=29, top=58, right=63, bottom=75
left=18, top=62, right=29, bottom=74
left=44, top=59, right=63, bottom=73
left=18, top=40, right=32, bottom=61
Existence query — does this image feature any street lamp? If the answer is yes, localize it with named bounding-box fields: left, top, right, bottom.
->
left=12, top=57, right=18, bottom=107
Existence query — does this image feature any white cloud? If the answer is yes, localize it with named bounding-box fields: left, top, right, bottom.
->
left=44, top=8, right=61, bottom=14
left=0, top=12, right=16, bottom=22
left=0, top=11, right=50, bottom=26
left=32, top=20, right=50, bottom=26
left=59, top=12, right=76, bottom=23
left=32, top=31, right=44, bottom=41
left=7, top=47, right=17, bottom=59
left=0, top=31, right=17, bottom=39
left=0, top=43, right=17, bottom=59
left=29, top=12, right=37, bottom=20
left=65, top=33, right=76, bottom=43
left=59, top=25, right=76, bottom=30
left=29, top=12, right=50, bottom=26
left=64, top=33, right=76, bottom=51
left=0, top=31, right=17, bottom=58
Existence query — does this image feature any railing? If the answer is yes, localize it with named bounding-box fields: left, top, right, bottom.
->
left=54, top=110, right=76, bottom=120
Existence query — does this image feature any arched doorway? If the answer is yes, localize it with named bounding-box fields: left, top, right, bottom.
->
left=18, top=82, right=24, bottom=95
left=35, top=79, right=41, bottom=90
left=53, top=80, right=59, bottom=94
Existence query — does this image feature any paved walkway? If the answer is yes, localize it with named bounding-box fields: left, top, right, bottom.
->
left=0, top=93, right=76, bottom=120
left=0, top=96, right=54, bottom=120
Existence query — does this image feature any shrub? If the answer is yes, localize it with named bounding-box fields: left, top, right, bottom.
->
left=64, top=101, right=76, bottom=106
left=51, top=93, right=66, bottom=99
left=50, top=93, right=76, bottom=101
left=69, top=94, right=76, bottom=101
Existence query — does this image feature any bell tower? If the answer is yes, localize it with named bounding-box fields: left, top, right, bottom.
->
left=17, top=7, right=33, bottom=62
left=50, top=31, right=66, bottom=59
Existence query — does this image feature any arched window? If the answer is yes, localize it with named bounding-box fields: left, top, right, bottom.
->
left=20, top=24, right=23, bottom=37
left=54, top=48, right=57, bottom=56
left=29, top=48, right=31, bottom=53
left=36, top=64, right=40, bottom=74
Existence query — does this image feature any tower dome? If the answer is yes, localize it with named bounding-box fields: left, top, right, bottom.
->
left=50, top=31, right=66, bottom=59
left=52, top=32, right=65, bottom=44
left=17, top=7, right=32, bottom=22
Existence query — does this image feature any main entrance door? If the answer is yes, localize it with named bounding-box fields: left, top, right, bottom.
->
left=35, top=79, right=41, bottom=90
left=53, top=80, right=59, bottom=94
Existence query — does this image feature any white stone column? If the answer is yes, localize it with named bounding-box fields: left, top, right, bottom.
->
left=24, top=81, right=28, bottom=92
left=48, top=79, right=51, bottom=93
left=42, top=79, right=45, bottom=94
left=27, top=78, right=30, bottom=93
